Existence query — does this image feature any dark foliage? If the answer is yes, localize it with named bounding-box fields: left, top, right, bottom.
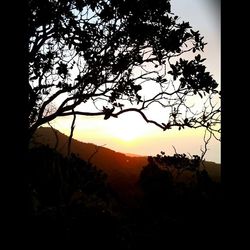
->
left=26, top=145, right=129, bottom=248
left=28, top=0, right=220, bottom=139
left=137, top=152, right=223, bottom=247
left=24, top=145, right=222, bottom=248
left=140, top=152, right=221, bottom=203
left=27, top=145, right=108, bottom=208
left=139, top=156, right=174, bottom=204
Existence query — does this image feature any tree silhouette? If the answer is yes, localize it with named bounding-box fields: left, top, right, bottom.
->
left=140, top=152, right=220, bottom=203
left=27, top=145, right=110, bottom=209
left=28, top=0, right=220, bottom=140
left=26, top=145, right=127, bottom=247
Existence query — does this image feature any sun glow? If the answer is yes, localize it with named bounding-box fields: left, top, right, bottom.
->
left=107, top=124, right=144, bottom=142
left=104, top=113, right=153, bottom=143
left=111, top=129, right=139, bottom=142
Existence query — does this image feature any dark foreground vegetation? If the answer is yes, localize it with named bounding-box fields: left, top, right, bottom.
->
left=26, top=132, right=222, bottom=249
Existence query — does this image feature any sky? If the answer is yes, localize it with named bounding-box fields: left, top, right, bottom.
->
left=47, top=0, right=221, bottom=163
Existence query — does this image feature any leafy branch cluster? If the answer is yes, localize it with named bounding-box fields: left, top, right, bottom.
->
left=154, top=151, right=201, bottom=180
left=28, top=0, right=220, bottom=140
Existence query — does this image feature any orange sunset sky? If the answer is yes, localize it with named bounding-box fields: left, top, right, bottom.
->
left=45, top=0, right=221, bottom=163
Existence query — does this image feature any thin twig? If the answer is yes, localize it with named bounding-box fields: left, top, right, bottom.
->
left=200, top=129, right=212, bottom=168
left=47, top=121, right=59, bottom=150
left=67, top=110, right=76, bottom=156
left=88, top=144, right=106, bottom=163
left=172, top=145, right=178, bottom=155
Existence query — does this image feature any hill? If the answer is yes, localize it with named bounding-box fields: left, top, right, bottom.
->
left=201, top=160, right=221, bottom=183
left=32, top=127, right=148, bottom=201
left=31, top=127, right=221, bottom=201
left=29, top=127, right=223, bottom=247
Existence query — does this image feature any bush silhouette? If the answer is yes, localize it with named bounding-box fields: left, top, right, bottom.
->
left=26, top=145, right=127, bottom=248
left=27, top=145, right=108, bottom=207
left=139, top=152, right=220, bottom=204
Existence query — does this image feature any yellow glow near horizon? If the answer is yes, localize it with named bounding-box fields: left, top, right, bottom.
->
left=104, top=113, right=152, bottom=143
left=108, top=129, right=139, bottom=142
left=45, top=113, right=220, bottom=163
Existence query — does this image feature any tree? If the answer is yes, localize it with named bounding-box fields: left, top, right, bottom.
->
left=28, top=0, right=220, bottom=140
left=139, top=152, right=218, bottom=204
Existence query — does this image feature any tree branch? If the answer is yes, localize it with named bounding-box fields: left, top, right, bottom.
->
left=200, top=129, right=212, bottom=168
left=67, top=111, right=76, bottom=156
left=47, top=121, right=59, bottom=150
left=60, top=108, right=166, bottom=130
left=88, top=144, right=106, bottom=163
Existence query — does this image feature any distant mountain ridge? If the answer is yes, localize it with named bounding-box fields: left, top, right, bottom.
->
left=125, top=153, right=145, bottom=157
left=32, top=127, right=148, bottom=200
left=32, top=127, right=221, bottom=200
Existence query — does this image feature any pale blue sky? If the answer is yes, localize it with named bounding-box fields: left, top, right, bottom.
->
left=171, top=0, right=221, bottom=83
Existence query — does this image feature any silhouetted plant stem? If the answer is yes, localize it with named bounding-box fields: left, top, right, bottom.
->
left=48, top=121, right=59, bottom=150
left=68, top=111, right=76, bottom=156
left=88, top=144, right=106, bottom=163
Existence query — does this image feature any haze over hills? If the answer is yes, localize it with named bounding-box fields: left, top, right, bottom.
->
left=32, top=127, right=221, bottom=200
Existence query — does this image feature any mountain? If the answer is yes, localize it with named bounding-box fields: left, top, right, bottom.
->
left=125, top=153, right=145, bottom=157
left=32, top=127, right=148, bottom=201
left=31, top=127, right=221, bottom=201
